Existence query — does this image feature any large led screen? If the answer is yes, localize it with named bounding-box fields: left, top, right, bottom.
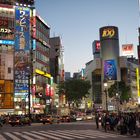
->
left=104, top=59, right=117, bottom=80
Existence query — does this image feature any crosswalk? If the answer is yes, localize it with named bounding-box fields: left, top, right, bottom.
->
left=0, top=129, right=127, bottom=140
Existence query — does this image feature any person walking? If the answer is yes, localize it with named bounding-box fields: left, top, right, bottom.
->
left=95, top=113, right=99, bottom=129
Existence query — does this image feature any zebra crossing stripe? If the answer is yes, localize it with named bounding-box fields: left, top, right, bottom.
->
left=0, top=134, right=6, bottom=140
left=4, top=132, right=21, bottom=140
left=40, top=131, right=74, bottom=140
left=32, top=131, right=62, bottom=140
left=49, top=130, right=86, bottom=139
left=81, top=130, right=118, bottom=137
left=77, top=130, right=117, bottom=138
left=23, top=132, right=46, bottom=139
left=57, top=130, right=96, bottom=139
left=13, top=132, right=35, bottom=140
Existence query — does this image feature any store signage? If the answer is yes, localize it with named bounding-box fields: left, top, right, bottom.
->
left=102, top=28, right=115, bottom=38
left=0, top=18, right=8, bottom=26
left=100, top=26, right=118, bottom=40
left=15, top=6, right=30, bottom=50
left=0, top=28, right=12, bottom=33
left=122, top=44, right=134, bottom=56
left=0, top=40, right=14, bottom=45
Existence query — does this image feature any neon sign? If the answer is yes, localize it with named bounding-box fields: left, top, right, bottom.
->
left=0, top=28, right=12, bottom=33
left=102, top=28, right=115, bottom=38
left=0, top=40, right=14, bottom=45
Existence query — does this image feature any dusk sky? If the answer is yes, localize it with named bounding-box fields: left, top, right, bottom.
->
left=35, top=0, right=139, bottom=74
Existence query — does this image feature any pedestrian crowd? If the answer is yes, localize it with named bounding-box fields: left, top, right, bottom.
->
left=95, top=112, right=140, bottom=137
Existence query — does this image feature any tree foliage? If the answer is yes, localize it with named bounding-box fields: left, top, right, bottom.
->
left=107, top=81, right=131, bottom=101
left=57, top=79, right=91, bottom=103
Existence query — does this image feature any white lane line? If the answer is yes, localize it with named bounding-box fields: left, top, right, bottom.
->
left=4, top=132, right=21, bottom=140
left=33, top=131, right=62, bottom=140
left=0, top=134, right=6, bottom=140
left=57, top=130, right=96, bottom=139
left=13, top=132, right=35, bottom=140
left=41, top=131, right=74, bottom=140
left=49, top=130, right=87, bottom=139
left=23, top=132, right=46, bottom=140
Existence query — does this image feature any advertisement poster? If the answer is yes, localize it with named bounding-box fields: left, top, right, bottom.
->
left=14, top=51, right=30, bottom=94
left=15, top=6, right=30, bottom=51
left=104, top=59, right=117, bottom=80
left=122, top=44, right=134, bottom=56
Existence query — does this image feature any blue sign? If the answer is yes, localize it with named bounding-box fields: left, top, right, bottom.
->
left=104, top=59, right=117, bottom=80
left=0, top=40, right=14, bottom=45
left=15, top=6, right=30, bottom=51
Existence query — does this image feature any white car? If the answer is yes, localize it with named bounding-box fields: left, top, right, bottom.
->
left=86, top=115, right=94, bottom=120
left=76, top=115, right=85, bottom=121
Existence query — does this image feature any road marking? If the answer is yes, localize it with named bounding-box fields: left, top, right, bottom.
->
left=4, top=132, right=21, bottom=140
left=50, top=130, right=87, bottom=139
left=73, top=130, right=117, bottom=138
left=13, top=132, right=35, bottom=140
left=40, top=131, right=73, bottom=139
left=0, top=134, right=6, bottom=140
left=59, top=130, right=96, bottom=139
left=23, top=131, right=46, bottom=139
left=33, top=131, right=62, bottom=140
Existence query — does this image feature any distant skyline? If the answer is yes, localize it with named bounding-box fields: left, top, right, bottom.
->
left=35, top=0, right=139, bottom=74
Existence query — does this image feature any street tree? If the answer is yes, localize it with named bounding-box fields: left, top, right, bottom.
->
left=57, top=79, right=91, bottom=106
left=107, top=81, right=131, bottom=101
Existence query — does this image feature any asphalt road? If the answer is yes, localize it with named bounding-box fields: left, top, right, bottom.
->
left=0, top=121, right=139, bottom=140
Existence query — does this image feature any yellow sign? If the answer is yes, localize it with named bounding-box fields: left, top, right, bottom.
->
left=102, top=28, right=115, bottom=38
left=35, top=69, right=51, bottom=78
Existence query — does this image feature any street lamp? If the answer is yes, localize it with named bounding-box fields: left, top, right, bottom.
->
left=104, top=79, right=108, bottom=111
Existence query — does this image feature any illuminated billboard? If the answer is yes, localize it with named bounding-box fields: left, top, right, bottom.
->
left=0, top=40, right=14, bottom=45
left=15, top=6, right=30, bottom=50
left=104, top=59, right=117, bottom=80
left=122, top=44, right=134, bottom=56
left=100, top=26, right=118, bottom=40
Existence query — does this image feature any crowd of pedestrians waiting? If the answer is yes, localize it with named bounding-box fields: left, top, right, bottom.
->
left=95, top=112, right=140, bottom=137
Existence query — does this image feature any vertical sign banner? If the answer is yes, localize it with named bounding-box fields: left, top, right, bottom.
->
left=14, top=6, right=30, bottom=94
left=104, top=59, right=117, bottom=80
left=15, top=6, right=30, bottom=50
left=136, top=68, right=140, bottom=97
left=14, top=51, right=30, bottom=94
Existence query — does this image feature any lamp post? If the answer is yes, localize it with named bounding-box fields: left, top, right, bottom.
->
left=28, top=73, right=31, bottom=119
left=104, top=80, right=108, bottom=111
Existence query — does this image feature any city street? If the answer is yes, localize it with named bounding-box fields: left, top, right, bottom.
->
left=0, top=121, right=138, bottom=140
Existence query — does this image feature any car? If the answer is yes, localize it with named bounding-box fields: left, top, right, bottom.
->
left=52, top=115, right=60, bottom=124
left=9, top=116, right=22, bottom=126
left=40, top=115, right=53, bottom=124
left=9, top=116, right=31, bottom=126
left=86, top=114, right=94, bottom=120
left=76, top=115, right=85, bottom=121
left=60, top=115, right=70, bottom=122
left=20, top=116, right=31, bottom=125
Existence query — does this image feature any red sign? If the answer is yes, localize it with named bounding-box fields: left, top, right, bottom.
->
left=46, top=84, right=50, bottom=96
left=122, top=44, right=134, bottom=56
left=95, top=41, right=100, bottom=51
